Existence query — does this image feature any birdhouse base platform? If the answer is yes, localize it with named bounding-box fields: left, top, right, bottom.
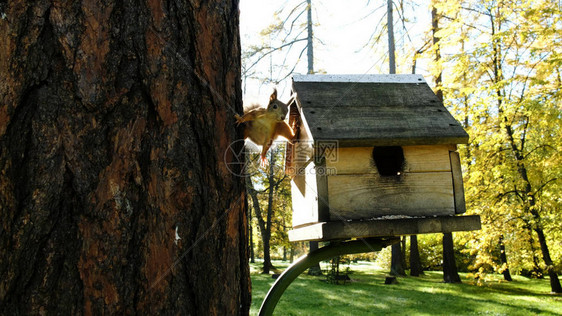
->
left=288, top=215, right=481, bottom=242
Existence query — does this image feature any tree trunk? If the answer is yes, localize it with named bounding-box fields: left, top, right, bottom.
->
left=390, top=244, right=405, bottom=276
left=0, top=1, right=250, bottom=314
left=409, top=235, right=423, bottom=276
left=306, top=0, right=314, bottom=74
left=246, top=177, right=273, bottom=274
left=431, top=4, right=443, bottom=101
left=249, top=206, right=255, bottom=263
left=387, top=0, right=396, bottom=74
left=501, top=88, right=560, bottom=290
left=442, top=233, right=461, bottom=283
left=290, top=245, right=295, bottom=263
left=262, top=230, right=273, bottom=274
left=262, top=149, right=276, bottom=274
left=498, top=235, right=512, bottom=281
left=535, top=226, right=562, bottom=293
left=386, top=0, right=403, bottom=278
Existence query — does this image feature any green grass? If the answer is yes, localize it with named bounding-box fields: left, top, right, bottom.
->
left=250, top=260, right=562, bottom=315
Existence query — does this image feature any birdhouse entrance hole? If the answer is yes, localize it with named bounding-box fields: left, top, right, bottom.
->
left=372, top=146, right=404, bottom=176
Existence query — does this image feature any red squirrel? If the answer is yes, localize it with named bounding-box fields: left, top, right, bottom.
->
left=235, top=89, right=295, bottom=166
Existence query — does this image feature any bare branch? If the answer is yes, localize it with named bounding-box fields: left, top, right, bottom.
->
left=276, top=45, right=308, bottom=82
left=244, top=38, right=308, bottom=73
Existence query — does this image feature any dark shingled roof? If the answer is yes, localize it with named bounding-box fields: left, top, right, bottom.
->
left=291, top=74, right=469, bottom=147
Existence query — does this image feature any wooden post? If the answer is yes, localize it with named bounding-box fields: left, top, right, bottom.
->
left=443, top=232, right=461, bottom=283
left=410, top=235, right=424, bottom=276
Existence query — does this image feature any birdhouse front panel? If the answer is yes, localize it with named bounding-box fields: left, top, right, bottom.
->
left=326, top=145, right=459, bottom=220
left=287, top=74, right=469, bottom=229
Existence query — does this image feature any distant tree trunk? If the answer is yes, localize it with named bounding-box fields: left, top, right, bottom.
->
left=263, top=150, right=277, bottom=273
left=442, top=233, right=461, bottom=283
left=410, top=235, right=423, bottom=276
left=499, top=235, right=512, bottom=281
left=306, top=0, right=314, bottom=74
left=387, top=0, right=396, bottom=74
left=249, top=208, right=255, bottom=263
left=247, top=149, right=279, bottom=274
left=282, top=217, right=287, bottom=261
left=0, top=1, right=250, bottom=314
left=290, top=247, right=295, bottom=263
left=431, top=3, right=443, bottom=101
left=246, top=177, right=274, bottom=274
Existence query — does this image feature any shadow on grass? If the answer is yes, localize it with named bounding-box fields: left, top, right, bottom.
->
left=250, top=266, right=562, bottom=316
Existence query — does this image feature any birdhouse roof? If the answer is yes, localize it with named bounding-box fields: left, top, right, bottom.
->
left=291, top=74, right=469, bottom=147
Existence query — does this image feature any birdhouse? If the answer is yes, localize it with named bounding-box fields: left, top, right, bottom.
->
left=286, top=74, right=480, bottom=242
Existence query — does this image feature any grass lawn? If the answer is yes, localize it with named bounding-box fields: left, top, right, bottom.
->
left=250, top=260, right=562, bottom=315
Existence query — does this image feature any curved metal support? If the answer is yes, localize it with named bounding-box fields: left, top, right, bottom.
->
left=258, top=238, right=397, bottom=316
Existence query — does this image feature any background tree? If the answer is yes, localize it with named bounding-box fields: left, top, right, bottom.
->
left=246, top=146, right=290, bottom=273
left=242, top=0, right=322, bottom=275
left=0, top=0, right=250, bottom=314
left=431, top=1, right=461, bottom=283
left=243, top=0, right=315, bottom=88
left=434, top=0, right=561, bottom=292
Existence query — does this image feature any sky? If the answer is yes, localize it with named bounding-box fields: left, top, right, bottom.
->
left=239, top=0, right=434, bottom=105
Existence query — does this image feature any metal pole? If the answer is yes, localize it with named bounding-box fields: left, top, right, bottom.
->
left=258, top=238, right=397, bottom=316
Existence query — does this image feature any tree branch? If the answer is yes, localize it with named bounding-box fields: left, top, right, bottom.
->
left=244, top=38, right=308, bottom=73
left=533, top=178, right=559, bottom=196
left=524, top=144, right=555, bottom=159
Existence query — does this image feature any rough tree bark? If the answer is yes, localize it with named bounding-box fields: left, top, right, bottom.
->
left=0, top=0, right=250, bottom=314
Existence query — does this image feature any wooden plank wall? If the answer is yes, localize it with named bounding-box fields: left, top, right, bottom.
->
left=291, top=161, right=321, bottom=227
left=326, top=145, right=456, bottom=219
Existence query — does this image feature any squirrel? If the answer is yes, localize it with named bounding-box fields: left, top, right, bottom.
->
left=235, top=89, right=295, bottom=166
